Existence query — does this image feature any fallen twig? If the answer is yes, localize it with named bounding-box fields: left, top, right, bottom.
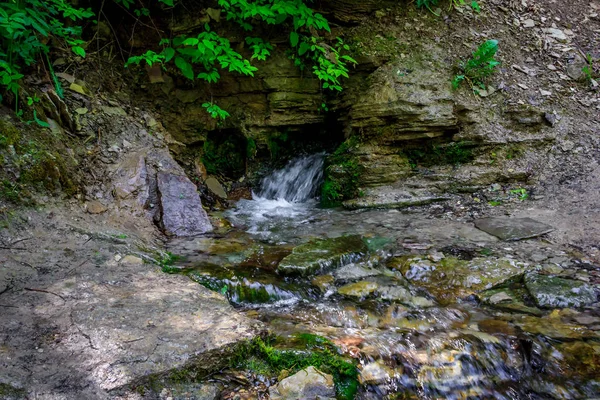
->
left=24, top=287, right=66, bottom=302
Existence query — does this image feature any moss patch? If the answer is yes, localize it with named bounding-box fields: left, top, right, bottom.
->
left=232, top=335, right=359, bottom=400
left=202, top=132, right=248, bottom=178
left=403, top=141, right=475, bottom=169
left=321, top=136, right=364, bottom=207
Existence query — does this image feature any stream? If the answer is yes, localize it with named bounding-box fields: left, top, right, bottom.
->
left=167, top=155, right=600, bottom=399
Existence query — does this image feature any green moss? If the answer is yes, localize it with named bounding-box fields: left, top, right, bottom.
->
left=403, top=141, right=474, bottom=169
left=232, top=335, right=358, bottom=398
left=0, top=119, right=21, bottom=149
left=0, top=382, right=26, bottom=399
left=0, top=180, right=20, bottom=202
left=321, top=136, right=364, bottom=207
left=266, top=130, right=289, bottom=160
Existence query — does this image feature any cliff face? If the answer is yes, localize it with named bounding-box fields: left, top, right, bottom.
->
left=128, top=0, right=587, bottom=210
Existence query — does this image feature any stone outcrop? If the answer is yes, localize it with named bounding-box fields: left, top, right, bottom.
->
left=111, top=148, right=212, bottom=236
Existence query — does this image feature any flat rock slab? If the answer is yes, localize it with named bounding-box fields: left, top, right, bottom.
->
left=474, top=217, right=554, bottom=241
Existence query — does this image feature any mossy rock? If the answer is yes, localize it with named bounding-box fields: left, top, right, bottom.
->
left=277, top=235, right=368, bottom=277
left=321, top=137, right=364, bottom=208
left=524, top=273, right=597, bottom=309
left=556, top=341, right=600, bottom=379
left=400, top=256, right=530, bottom=305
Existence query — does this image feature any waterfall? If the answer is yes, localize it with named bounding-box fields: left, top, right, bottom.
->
left=255, top=153, right=325, bottom=203
left=227, top=153, right=326, bottom=239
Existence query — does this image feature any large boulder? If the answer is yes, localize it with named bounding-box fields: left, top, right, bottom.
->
left=157, top=172, right=212, bottom=236
left=111, top=149, right=213, bottom=236
left=269, top=366, right=335, bottom=400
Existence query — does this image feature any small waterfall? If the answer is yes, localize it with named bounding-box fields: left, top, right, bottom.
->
left=256, top=153, right=325, bottom=203
left=227, top=153, right=326, bottom=240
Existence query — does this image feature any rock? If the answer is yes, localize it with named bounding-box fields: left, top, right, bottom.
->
left=516, top=312, right=600, bottom=340
left=522, top=18, right=535, bottom=28
left=205, top=176, right=227, bottom=199
left=86, top=200, right=108, bottom=214
left=277, top=236, right=368, bottom=277
left=333, top=263, right=381, bottom=281
left=474, top=217, right=554, bottom=241
left=157, top=172, right=213, bottom=236
left=120, top=255, right=144, bottom=266
left=401, top=256, right=530, bottom=304
left=343, top=188, right=450, bottom=210
left=524, top=273, right=597, bottom=308
left=542, top=28, right=568, bottom=42
left=269, top=366, right=335, bottom=400
left=479, top=286, right=543, bottom=316
left=337, top=280, right=379, bottom=299
left=555, top=341, right=600, bottom=379
left=311, top=275, right=335, bottom=293
left=359, top=360, right=394, bottom=385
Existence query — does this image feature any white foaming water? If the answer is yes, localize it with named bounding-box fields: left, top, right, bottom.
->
left=257, top=152, right=325, bottom=202
left=227, top=153, right=325, bottom=239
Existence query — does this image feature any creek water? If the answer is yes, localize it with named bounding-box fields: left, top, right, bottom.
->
left=168, top=155, right=600, bottom=399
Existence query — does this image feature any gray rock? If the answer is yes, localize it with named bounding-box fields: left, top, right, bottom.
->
left=524, top=273, right=597, bottom=308
left=334, top=263, right=381, bottom=281
left=269, top=366, right=335, bottom=400
left=474, top=217, right=554, bottom=241
left=359, top=360, right=394, bottom=385
left=205, top=176, right=227, bottom=199
left=157, top=172, right=213, bottom=236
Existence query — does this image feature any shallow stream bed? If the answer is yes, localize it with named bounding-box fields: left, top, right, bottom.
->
left=166, top=156, right=600, bottom=399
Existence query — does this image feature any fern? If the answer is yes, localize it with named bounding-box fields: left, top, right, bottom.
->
left=452, top=39, right=500, bottom=91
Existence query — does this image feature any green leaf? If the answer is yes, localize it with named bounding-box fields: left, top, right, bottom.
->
left=174, top=56, right=194, bottom=80
left=290, top=31, right=299, bottom=47
left=160, top=0, right=174, bottom=6
left=298, top=42, right=310, bottom=56
left=163, top=47, right=175, bottom=62
left=33, top=110, right=50, bottom=128
left=72, top=46, right=86, bottom=57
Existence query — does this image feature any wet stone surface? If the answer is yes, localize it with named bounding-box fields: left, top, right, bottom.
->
left=474, top=217, right=554, bottom=241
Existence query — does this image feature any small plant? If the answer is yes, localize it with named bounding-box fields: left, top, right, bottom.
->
left=157, top=252, right=181, bottom=273
left=582, top=53, right=598, bottom=86
left=510, top=188, right=528, bottom=201
left=452, top=39, right=500, bottom=92
left=0, top=0, right=93, bottom=113
left=202, top=102, right=230, bottom=121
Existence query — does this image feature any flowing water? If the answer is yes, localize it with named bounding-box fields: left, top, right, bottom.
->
left=168, top=155, right=600, bottom=399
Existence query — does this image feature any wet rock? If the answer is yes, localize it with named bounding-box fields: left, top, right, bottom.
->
left=333, top=263, right=381, bottom=282
left=311, top=274, right=335, bottom=293
left=478, top=319, right=517, bottom=336
left=359, top=360, right=395, bottom=385
left=269, top=366, right=335, bottom=400
left=474, top=217, right=554, bottom=241
left=205, top=176, right=227, bottom=199
left=400, top=256, right=529, bottom=304
left=277, top=235, right=367, bottom=277
left=555, top=341, right=600, bottom=379
left=479, top=286, right=542, bottom=316
left=157, top=172, right=213, bottom=236
left=338, top=281, right=379, bottom=299
left=516, top=311, right=600, bottom=340
left=524, top=273, right=597, bottom=308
